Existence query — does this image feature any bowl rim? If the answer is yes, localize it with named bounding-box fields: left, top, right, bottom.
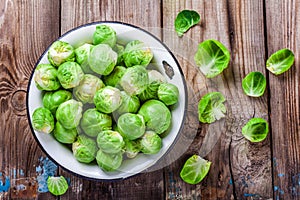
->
left=26, top=20, right=188, bottom=181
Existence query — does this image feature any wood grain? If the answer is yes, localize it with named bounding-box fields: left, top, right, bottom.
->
left=266, top=0, right=300, bottom=199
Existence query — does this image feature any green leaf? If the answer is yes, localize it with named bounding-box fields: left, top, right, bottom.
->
left=266, top=48, right=294, bottom=75
left=175, top=10, right=200, bottom=37
left=47, top=176, right=68, bottom=196
left=242, top=72, right=266, bottom=97
left=242, top=118, right=269, bottom=142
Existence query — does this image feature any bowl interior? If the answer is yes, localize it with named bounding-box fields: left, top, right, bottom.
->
left=27, top=22, right=187, bottom=180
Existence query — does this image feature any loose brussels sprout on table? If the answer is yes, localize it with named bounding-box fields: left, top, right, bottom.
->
left=175, top=10, right=201, bottom=37
left=266, top=48, right=294, bottom=75
left=242, top=72, right=266, bottom=97
left=242, top=118, right=269, bottom=142
left=34, top=64, right=61, bottom=91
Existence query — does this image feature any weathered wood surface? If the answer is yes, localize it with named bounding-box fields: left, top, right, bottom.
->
left=0, top=0, right=299, bottom=199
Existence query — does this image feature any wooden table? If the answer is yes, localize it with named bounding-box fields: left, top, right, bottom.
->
left=1, top=0, right=299, bottom=199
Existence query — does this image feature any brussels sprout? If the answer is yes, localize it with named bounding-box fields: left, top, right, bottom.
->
left=113, top=44, right=125, bottom=65
left=102, top=66, right=126, bottom=88
left=96, top=149, right=123, bottom=172
left=57, top=61, right=84, bottom=89
left=198, top=92, right=226, bottom=123
left=32, top=107, right=55, bottom=134
left=266, top=48, right=294, bottom=75
left=73, top=74, right=105, bottom=104
left=120, top=65, right=149, bottom=96
left=56, top=99, right=83, bottom=129
left=157, top=83, right=179, bottom=106
left=117, top=113, right=146, bottom=140
left=123, top=40, right=153, bottom=67
left=43, top=90, right=72, bottom=114
left=194, top=39, right=230, bottom=78
left=138, top=100, right=171, bottom=134
left=180, top=155, right=211, bottom=184
left=74, top=43, right=94, bottom=74
left=53, top=121, right=78, bottom=144
left=72, top=134, right=97, bottom=163
left=242, top=118, right=269, bottom=142
left=139, top=131, right=162, bottom=154
left=88, top=44, right=117, bottom=75
left=242, top=72, right=266, bottom=97
left=94, top=86, right=122, bottom=114
left=97, top=130, right=124, bottom=154
left=175, top=10, right=200, bottom=37
left=34, top=64, right=61, bottom=91
left=47, top=176, right=68, bottom=196
left=48, top=40, right=75, bottom=67
left=124, top=139, right=141, bottom=158
left=80, top=108, right=112, bottom=137
left=93, top=25, right=117, bottom=47
left=115, top=91, right=140, bottom=116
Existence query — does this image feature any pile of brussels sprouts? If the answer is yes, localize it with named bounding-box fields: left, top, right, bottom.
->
left=31, top=24, right=180, bottom=172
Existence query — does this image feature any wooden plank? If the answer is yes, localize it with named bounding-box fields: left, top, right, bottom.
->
left=60, top=1, right=164, bottom=199
left=162, top=0, right=272, bottom=199
left=0, top=0, right=60, bottom=199
left=265, top=0, right=300, bottom=199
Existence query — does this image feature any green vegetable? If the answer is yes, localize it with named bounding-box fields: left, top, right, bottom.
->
left=72, top=135, right=97, bottom=163
left=96, top=149, right=123, bottom=172
left=47, top=176, right=68, bottom=196
left=124, top=139, right=141, bottom=159
left=242, top=118, right=269, bottom=142
left=120, top=65, right=149, bottom=95
left=180, top=155, right=211, bottom=184
left=88, top=44, right=117, bottom=75
left=34, top=64, right=61, bottom=91
left=139, top=131, right=162, bottom=154
left=138, top=100, right=171, bottom=134
left=266, top=48, right=294, bottom=75
left=53, top=121, right=77, bottom=144
left=175, top=10, right=200, bottom=37
left=56, top=99, right=83, bottom=129
left=242, top=72, right=266, bottom=97
left=113, top=44, right=125, bottom=65
left=48, top=40, right=75, bottom=67
left=32, top=107, right=55, bottom=134
left=93, top=24, right=117, bottom=47
left=115, top=91, right=140, bottom=116
left=198, top=92, right=226, bottom=123
left=73, top=74, right=105, bottom=104
left=123, top=40, right=153, bottom=67
left=93, top=86, right=122, bottom=114
left=117, top=113, right=146, bottom=140
left=97, top=130, right=124, bottom=154
left=80, top=108, right=112, bottom=137
left=102, top=66, right=126, bottom=88
left=57, top=61, right=84, bottom=89
left=194, top=39, right=230, bottom=78
left=157, top=83, right=179, bottom=106
left=43, top=90, right=72, bottom=114
left=74, top=43, right=94, bottom=73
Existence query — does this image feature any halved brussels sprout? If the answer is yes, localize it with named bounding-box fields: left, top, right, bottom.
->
left=138, top=100, right=171, bottom=134
left=102, top=66, right=126, bottom=88
left=74, top=43, right=94, bottom=74
left=124, top=139, right=141, bottom=159
left=117, top=113, right=146, bottom=140
left=97, top=130, right=124, bottom=154
left=48, top=40, right=75, bottom=67
left=56, top=99, right=83, bottom=129
left=72, top=134, right=97, bottom=163
left=198, top=92, right=226, bottom=123
left=34, top=64, right=61, bottom=91
left=94, top=86, right=122, bottom=114
left=157, top=83, right=179, bottom=106
left=96, top=149, right=123, bottom=172
left=32, top=107, right=55, bottom=134
left=139, top=131, right=162, bottom=154
left=80, top=108, right=112, bottom=137
left=73, top=74, right=105, bottom=104
left=242, top=118, right=269, bottom=142
left=53, top=121, right=77, bottom=144
left=57, top=61, right=84, bottom=89
left=93, top=25, right=117, bottom=47
left=266, top=48, right=294, bottom=75
left=123, top=40, right=153, bottom=67
left=180, top=155, right=211, bottom=184
left=194, top=39, right=230, bottom=78
left=88, top=44, right=117, bottom=75
left=175, top=10, right=200, bottom=37
left=115, top=91, right=140, bottom=116
left=43, top=90, right=72, bottom=114
left=120, top=65, right=149, bottom=96
left=242, top=72, right=266, bottom=97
